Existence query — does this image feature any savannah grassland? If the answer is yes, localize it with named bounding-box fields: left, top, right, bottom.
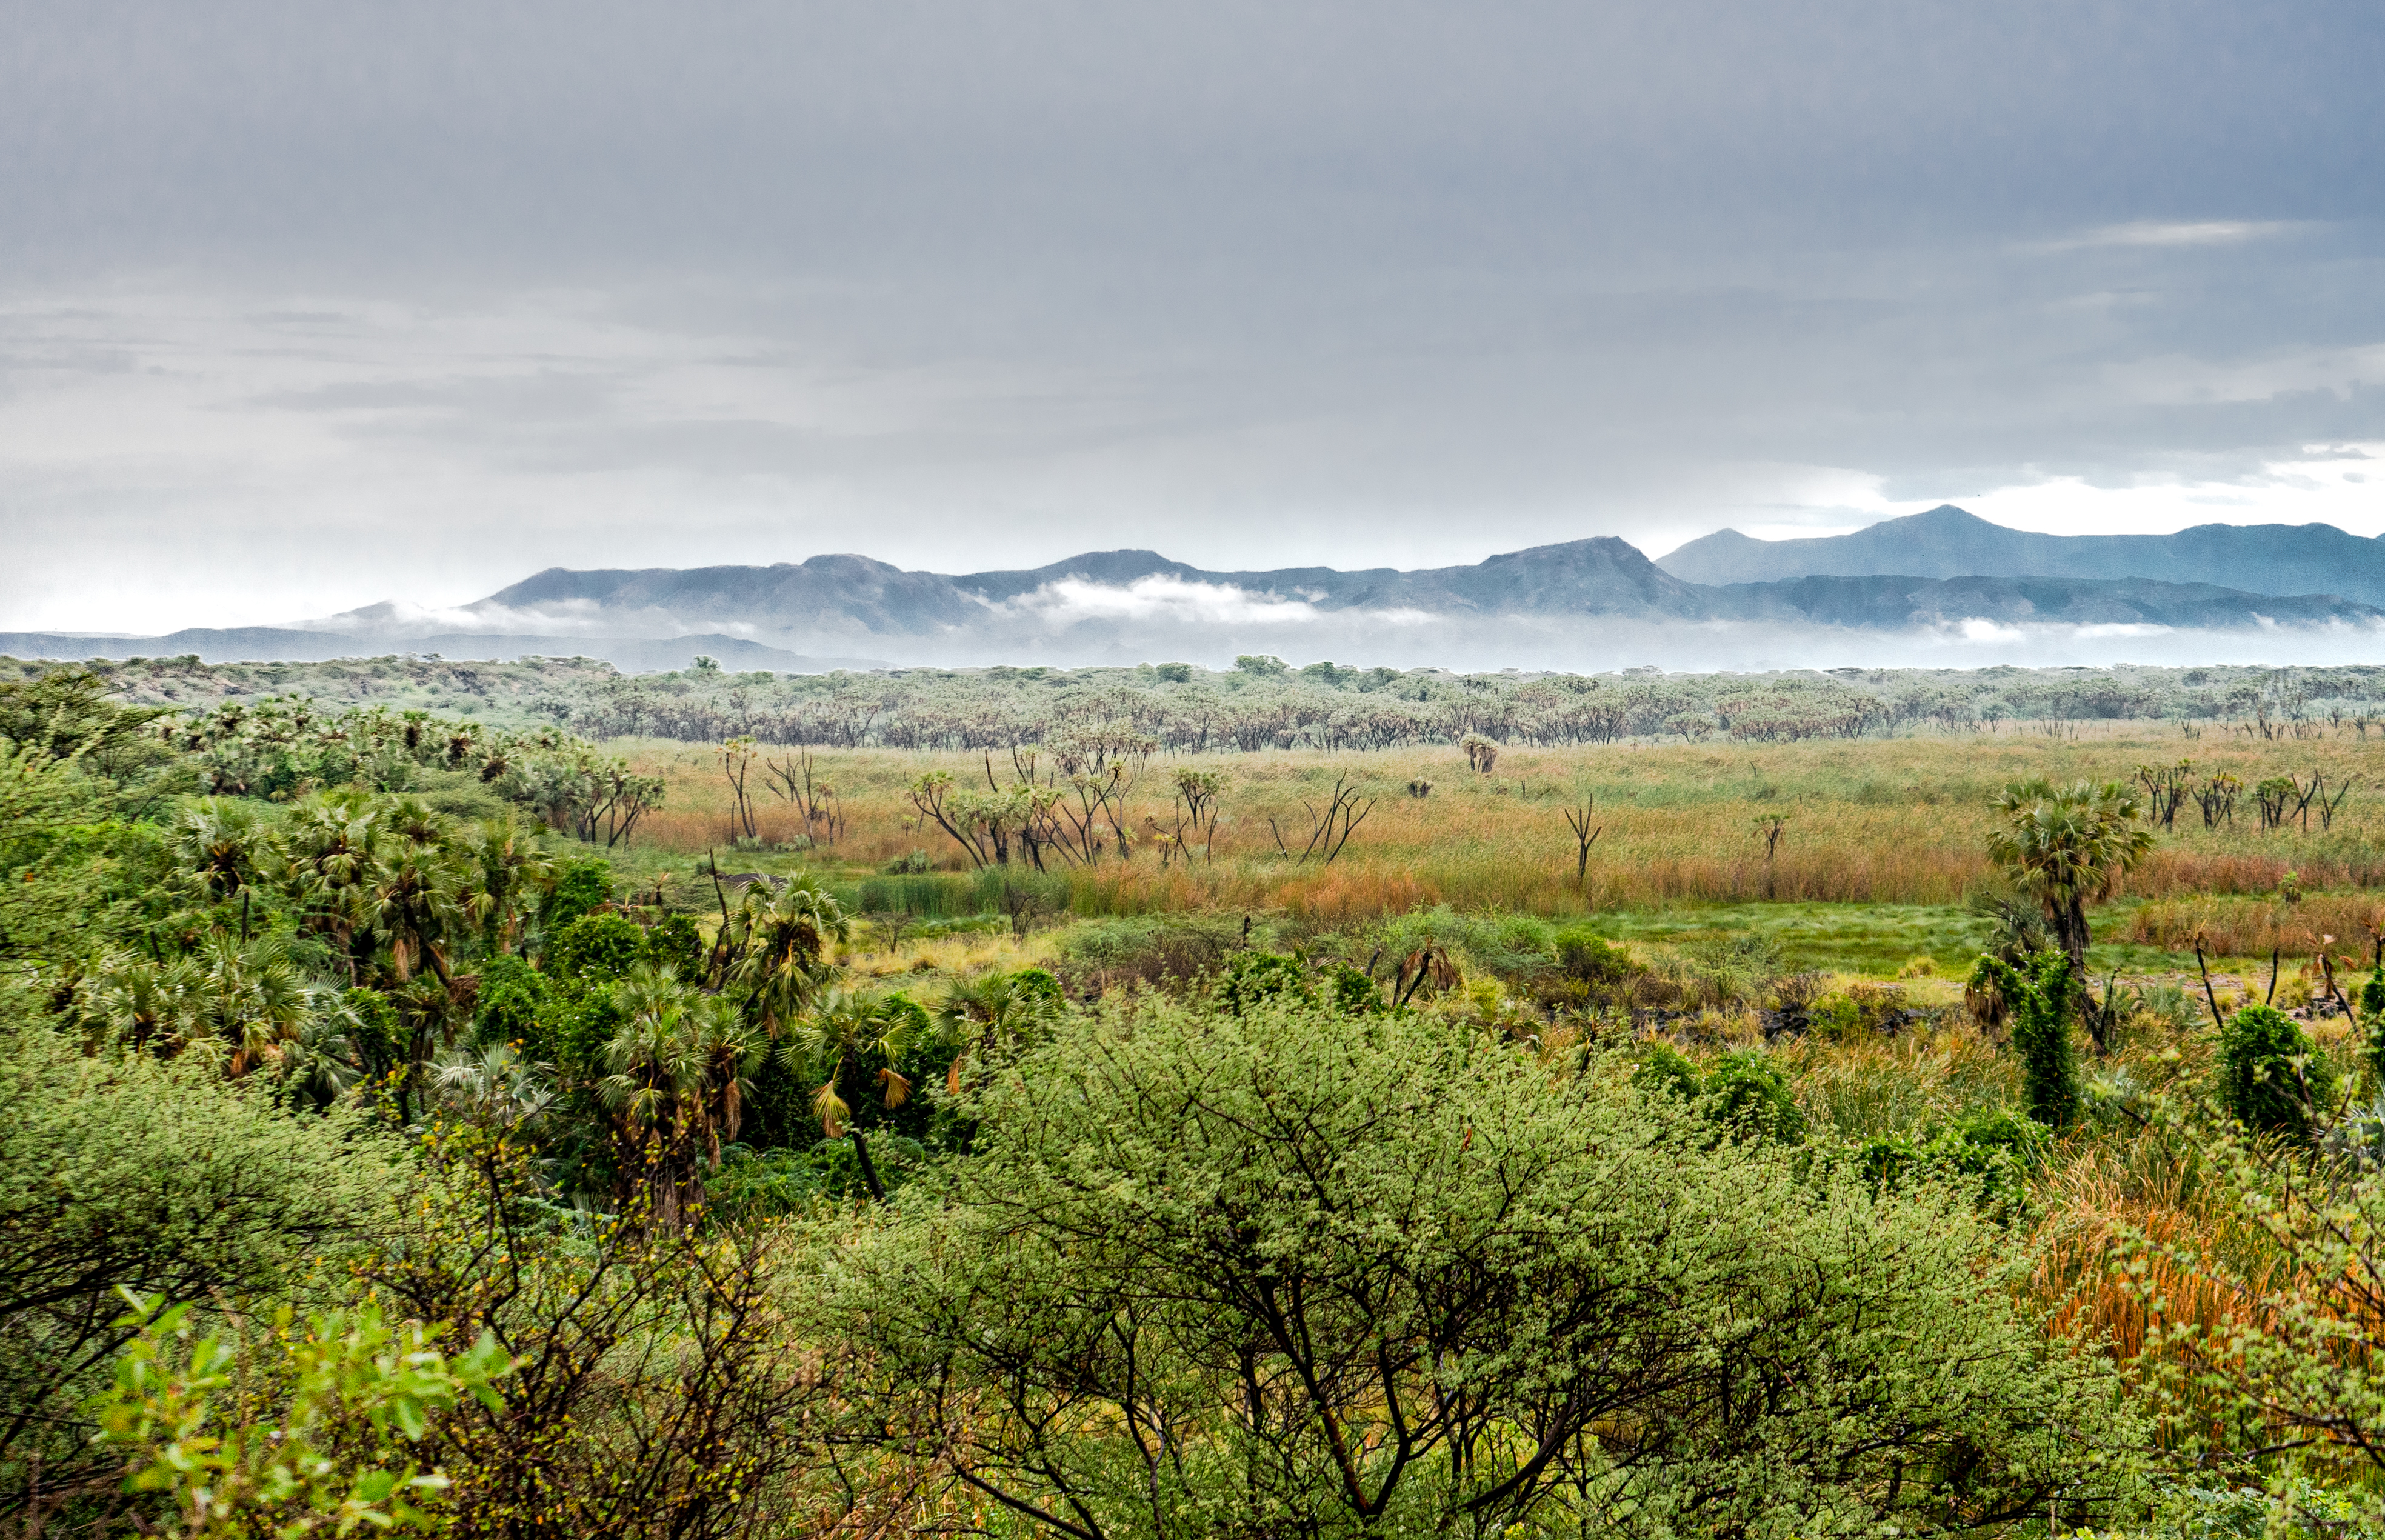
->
left=23, top=654, right=2385, bottom=1532
left=608, top=716, right=2385, bottom=1475
left=621, top=722, right=2385, bottom=969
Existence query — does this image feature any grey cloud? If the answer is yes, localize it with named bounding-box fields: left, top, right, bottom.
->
left=2, top=1, right=2383, bottom=635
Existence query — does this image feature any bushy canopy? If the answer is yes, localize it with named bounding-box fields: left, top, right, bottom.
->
left=824, top=996, right=2138, bottom=1538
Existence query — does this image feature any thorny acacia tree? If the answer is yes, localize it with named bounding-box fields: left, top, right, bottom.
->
left=826, top=998, right=2138, bottom=1539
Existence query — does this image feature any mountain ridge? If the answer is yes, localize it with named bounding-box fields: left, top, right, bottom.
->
left=12, top=511, right=2385, bottom=669
left=1658, top=505, right=2385, bottom=602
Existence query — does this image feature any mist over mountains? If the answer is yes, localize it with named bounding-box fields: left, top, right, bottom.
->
left=9, top=508, right=2385, bottom=674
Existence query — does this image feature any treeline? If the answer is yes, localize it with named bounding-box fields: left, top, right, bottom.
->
left=17, top=652, right=2385, bottom=753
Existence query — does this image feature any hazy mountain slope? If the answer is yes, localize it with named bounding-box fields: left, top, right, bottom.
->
left=1726, top=575, right=2381, bottom=628
left=15, top=531, right=2382, bottom=673
left=1658, top=505, right=2385, bottom=603
left=490, top=538, right=1718, bottom=628
left=0, top=628, right=882, bottom=671
left=487, top=557, right=986, bottom=633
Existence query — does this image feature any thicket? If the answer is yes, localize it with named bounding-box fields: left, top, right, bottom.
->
left=15, top=653, right=2385, bottom=753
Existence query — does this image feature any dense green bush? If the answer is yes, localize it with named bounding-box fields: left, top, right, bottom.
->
left=2218, top=1003, right=2337, bottom=1139
left=1216, top=949, right=1311, bottom=1014
left=0, top=1018, right=398, bottom=1507
left=540, top=856, right=613, bottom=932
left=546, top=912, right=647, bottom=982
left=1972, top=950, right=2084, bottom=1130
left=1635, top=1043, right=1806, bottom=1145
left=472, top=956, right=556, bottom=1055
left=1849, top=1107, right=2052, bottom=1215
left=829, top=996, right=2138, bottom=1536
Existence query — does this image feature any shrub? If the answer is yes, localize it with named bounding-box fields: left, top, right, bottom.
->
left=2218, top=1003, right=2337, bottom=1139
left=1216, top=950, right=1310, bottom=1015
left=1633, top=1042, right=1704, bottom=1104
left=472, top=956, right=556, bottom=1056
left=1849, top=1107, right=2050, bottom=1215
left=541, top=857, right=612, bottom=931
left=1553, top=926, right=1639, bottom=990
left=546, top=913, right=647, bottom=983
left=1704, top=1049, right=1806, bottom=1144
left=1323, top=963, right=1385, bottom=1015
left=0, top=1020, right=397, bottom=1509
left=1972, top=951, right=2083, bottom=1130
left=827, top=996, right=2138, bottom=1534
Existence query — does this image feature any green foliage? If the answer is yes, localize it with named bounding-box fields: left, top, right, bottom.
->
left=547, top=912, right=647, bottom=983
left=471, top=956, right=555, bottom=1055
left=1847, top=1107, right=2051, bottom=1215
left=1703, top=1048, right=1807, bottom=1143
left=645, top=912, right=706, bottom=980
left=1973, top=950, right=2084, bottom=1129
left=1216, top=948, right=1310, bottom=1013
left=1553, top=925, right=1640, bottom=988
left=541, top=857, right=613, bottom=932
left=1635, top=1044, right=1805, bottom=1145
left=94, top=1292, right=507, bottom=1538
left=830, top=996, right=2139, bottom=1535
left=1323, top=962, right=1385, bottom=1015
left=1633, top=1042, right=1704, bottom=1101
left=342, top=986, right=405, bottom=1075
left=1007, top=967, right=1062, bottom=1008
left=2218, top=1003, right=2337, bottom=1139
left=2359, top=972, right=2385, bottom=1090
left=0, top=1018, right=396, bottom=1499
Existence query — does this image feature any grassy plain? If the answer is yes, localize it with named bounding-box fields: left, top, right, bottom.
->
left=609, top=723, right=2385, bottom=980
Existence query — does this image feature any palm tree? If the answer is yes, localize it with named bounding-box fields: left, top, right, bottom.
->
left=170, top=798, right=273, bottom=940
left=356, top=800, right=472, bottom=989
left=81, top=950, right=202, bottom=1055
left=726, top=876, right=848, bottom=1032
left=1987, top=778, right=2154, bottom=1042
left=599, top=964, right=762, bottom=1228
left=184, top=932, right=311, bottom=1073
left=467, top=813, right=554, bottom=954
left=785, top=987, right=932, bottom=1201
left=432, top=1039, right=555, bottom=1130
left=279, top=999, right=365, bottom=1111
left=280, top=790, right=385, bottom=983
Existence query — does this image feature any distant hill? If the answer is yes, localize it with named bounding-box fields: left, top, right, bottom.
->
left=11, top=526, right=2381, bottom=672
left=1726, top=575, right=2379, bottom=629
left=485, top=536, right=1720, bottom=630
left=0, top=628, right=885, bottom=672
left=1657, top=505, right=2385, bottom=604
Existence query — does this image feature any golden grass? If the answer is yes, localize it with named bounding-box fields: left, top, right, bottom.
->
left=612, top=728, right=2385, bottom=918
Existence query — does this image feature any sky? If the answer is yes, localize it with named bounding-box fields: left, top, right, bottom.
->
left=4, top=0, right=2383, bottom=635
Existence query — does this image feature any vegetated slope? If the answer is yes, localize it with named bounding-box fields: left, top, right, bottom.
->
left=1658, top=504, right=2385, bottom=602
left=488, top=536, right=1723, bottom=629
left=0, top=628, right=884, bottom=673
left=1726, top=573, right=2381, bottom=628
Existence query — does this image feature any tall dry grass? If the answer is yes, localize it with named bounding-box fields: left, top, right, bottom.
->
left=610, top=730, right=2385, bottom=917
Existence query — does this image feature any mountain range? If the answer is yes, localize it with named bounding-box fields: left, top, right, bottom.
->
left=8, top=507, right=2384, bottom=672
left=1658, top=505, right=2385, bottom=602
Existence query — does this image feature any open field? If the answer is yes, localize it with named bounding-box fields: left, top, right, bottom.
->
left=610, top=727, right=2385, bottom=968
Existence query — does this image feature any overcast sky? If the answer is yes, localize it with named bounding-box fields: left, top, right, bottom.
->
left=4, top=0, right=2383, bottom=633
